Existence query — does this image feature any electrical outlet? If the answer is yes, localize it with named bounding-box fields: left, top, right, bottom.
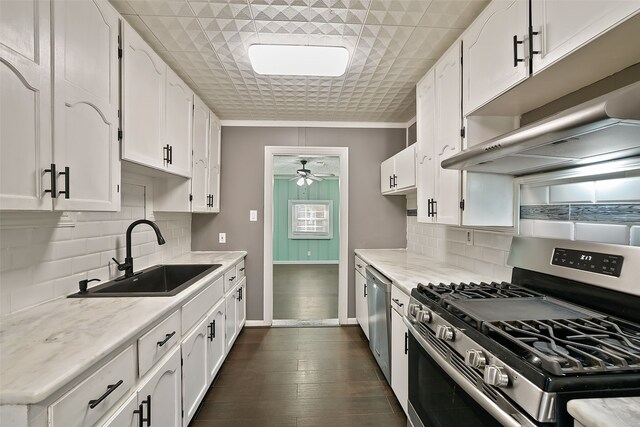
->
left=466, top=230, right=474, bottom=246
left=219, top=232, right=226, bottom=243
left=250, top=210, right=258, bottom=221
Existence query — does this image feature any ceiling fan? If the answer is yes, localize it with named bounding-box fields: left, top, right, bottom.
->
left=289, top=160, right=334, bottom=186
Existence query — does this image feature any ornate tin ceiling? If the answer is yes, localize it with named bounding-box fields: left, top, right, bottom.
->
left=110, top=0, right=488, bottom=122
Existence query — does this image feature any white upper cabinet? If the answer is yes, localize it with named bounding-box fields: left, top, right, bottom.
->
left=381, top=144, right=416, bottom=195
left=380, top=157, right=395, bottom=193
left=191, top=95, right=210, bottom=213
left=462, top=0, right=529, bottom=115
left=416, top=69, right=436, bottom=224
left=530, top=0, right=640, bottom=73
left=52, top=0, right=121, bottom=211
left=164, top=66, right=193, bottom=178
left=0, top=0, right=51, bottom=210
left=207, top=114, right=221, bottom=212
left=122, top=21, right=166, bottom=171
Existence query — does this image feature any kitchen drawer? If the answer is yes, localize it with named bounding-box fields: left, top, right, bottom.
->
left=391, top=285, right=410, bottom=316
left=236, top=259, right=246, bottom=282
left=49, top=345, right=135, bottom=427
left=224, top=265, right=237, bottom=293
left=138, top=310, right=181, bottom=378
left=182, top=276, right=223, bottom=334
left=355, top=256, right=367, bottom=277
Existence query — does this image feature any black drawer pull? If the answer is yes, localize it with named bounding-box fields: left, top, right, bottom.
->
left=364, top=283, right=367, bottom=297
left=208, top=320, right=216, bottom=341
left=88, top=379, right=123, bottom=409
left=229, top=276, right=236, bottom=281
left=141, top=394, right=151, bottom=426
left=44, top=163, right=57, bottom=198
left=392, top=298, right=404, bottom=307
left=239, top=267, right=245, bottom=272
left=157, top=331, right=176, bottom=347
left=356, top=264, right=362, bottom=268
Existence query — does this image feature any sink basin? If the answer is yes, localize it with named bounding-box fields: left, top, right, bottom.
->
left=68, top=264, right=222, bottom=297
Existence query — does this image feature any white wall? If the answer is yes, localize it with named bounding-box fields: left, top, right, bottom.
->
left=0, top=178, right=191, bottom=315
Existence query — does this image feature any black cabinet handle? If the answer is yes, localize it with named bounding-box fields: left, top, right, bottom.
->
left=58, top=166, right=70, bottom=199
left=404, top=332, right=409, bottom=355
left=163, top=144, right=168, bottom=163
left=392, top=298, right=404, bottom=307
left=88, top=379, right=123, bottom=409
left=239, top=267, right=245, bottom=272
left=229, top=276, right=236, bottom=281
left=427, top=198, right=432, bottom=217
left=364, top=283, right=367, bottom=297
left=240, top=287, right=243, bottom=301
left=389, top=175, right=393, bottom=189
left=168, top=145, right=173, bottom=164
left=393, top=174, right=397, bottom=188
left=356, top=264, right=362, bottom=268
left=432, top=199, right=437, bottom=217
left=141, top=395, right=151, bottom=426
left=529, top=26, right=540, bottom=72
left=133, top=403, right=144, bottom=427
left=513, top=35, right=524, bottom=67
left=44, top=163, right=57, bottom=198
left=156, top=331, right=176, bottom=347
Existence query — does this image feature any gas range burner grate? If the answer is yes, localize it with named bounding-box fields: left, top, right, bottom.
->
left=484, top=317, right=640, bottom=375
left=417, top=281, right=542, bottom=302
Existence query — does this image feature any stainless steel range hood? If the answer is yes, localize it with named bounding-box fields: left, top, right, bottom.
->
left=441, top=81, right=640, bottom=176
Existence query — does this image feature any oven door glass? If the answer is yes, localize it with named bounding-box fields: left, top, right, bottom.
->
left=408, top=333, right=501, bottom=427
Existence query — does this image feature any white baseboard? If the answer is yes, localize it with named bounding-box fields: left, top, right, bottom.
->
left=245, top=320, right=271, bottom=327
left=345, top=318, right=358, bottom=325
left=272, top=260, right=339, bottom=265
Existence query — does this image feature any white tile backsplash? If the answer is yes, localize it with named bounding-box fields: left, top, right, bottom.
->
left=532, top=220, right=575, bottom=240
left=520, top=185, right=549, bottom=205
left=595, top=177, right=640, bottom=202
left=574, top=223, right=629, bottom=245
left=549, top=182, right=595, bottom=203
left=0, top=180, right=191, bottom=315
left=631, top=226, right=640, bottom=246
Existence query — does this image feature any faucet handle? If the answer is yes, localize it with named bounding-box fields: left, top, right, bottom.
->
left=79, top=278, right=100, bottom=293
left=111, top=257, right=127, bottom=271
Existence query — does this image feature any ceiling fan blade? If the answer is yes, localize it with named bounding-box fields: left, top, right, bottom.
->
left=312, top=173, right=335, bottom=177
left=308, top=175, right=323, bottom=182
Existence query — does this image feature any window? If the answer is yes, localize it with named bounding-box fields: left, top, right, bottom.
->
left=288, top=200, right=333, bottom=239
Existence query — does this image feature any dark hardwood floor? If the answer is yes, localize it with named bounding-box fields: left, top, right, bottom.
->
left=273, top=265, right=339, bottom=320
left=191, top=326, right=407, bottom=426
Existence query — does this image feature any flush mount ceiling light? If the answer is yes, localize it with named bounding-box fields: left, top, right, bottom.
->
left=248, top=45, right=349, bottom=77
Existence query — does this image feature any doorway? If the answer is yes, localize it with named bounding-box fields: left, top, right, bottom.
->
left=264, top=147, right=349, bottom=326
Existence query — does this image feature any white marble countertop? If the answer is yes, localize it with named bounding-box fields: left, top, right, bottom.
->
left=354, top=249, right=496, bottom=295
left=568, top=397, right=640, bottom=427
left=0, top=251, right=246, bottom=405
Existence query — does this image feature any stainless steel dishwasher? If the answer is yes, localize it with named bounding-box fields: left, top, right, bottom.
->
left=366, top=266, right=392, bottom=384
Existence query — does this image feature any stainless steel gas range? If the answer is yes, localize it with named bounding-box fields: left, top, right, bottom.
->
left=405, top=237, right=640, bottom=427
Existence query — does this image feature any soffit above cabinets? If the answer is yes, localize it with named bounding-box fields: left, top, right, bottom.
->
left=109, top=0, right=488, bottom=122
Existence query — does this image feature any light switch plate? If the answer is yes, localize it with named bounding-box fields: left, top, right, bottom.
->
left=219, top=233, right=226, bottom=243
left=250, top=210, right=258, bottom=221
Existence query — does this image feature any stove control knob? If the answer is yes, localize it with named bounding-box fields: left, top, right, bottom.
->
left=484, top=365, right=509, bottom=388
left=416, top=310, right=432, bottom=324
left=465, top=349, right=487, bottom=369
left=408, top=303, right=421, bottom=317
left=435, top=325, right=455, bottom=341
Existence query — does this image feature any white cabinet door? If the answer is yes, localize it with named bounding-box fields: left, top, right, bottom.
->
left=390, top=308, right=408, bottom=415
left=531, top=0, right=640, bottom=73
left=164, top=67, right=193, bottom=178
left=0, top=0, right=52, bottom=210
left=462, top=172, right=514, bottom=227
left=416, top=70, right=436, bottom=224
left=380, top=157, right=395, bottom=193
left=394, top=145, right=416, bottom=191
left=355, top=270, right=369, bottom=339
left=225, top=286, right=238, bottom=350
left=237, top=278, right=246, bottom=330
left=137, top=346, right=181, bottom=427
left=52, top=0, right=120, bottom=212
left=122, top=21, right=165, bottom=170
left=191, top=95, right=209, bottom=213
left=433, top=43, right=461, bottom=226
left=462, top=0, right=528, bottom=115
left=101, top=393, right=139, bottom=427
left=181, top=316, right=208, bottom=427
left=207, top=113, right=221, bottom=212
left=206, top=299, right=226, bottom=386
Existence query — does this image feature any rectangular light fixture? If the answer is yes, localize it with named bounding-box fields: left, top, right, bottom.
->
left=248, top=44, right=349, bottom=77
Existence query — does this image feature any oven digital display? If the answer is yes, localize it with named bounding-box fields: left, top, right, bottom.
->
left=552, top=248, right=623, bottom=277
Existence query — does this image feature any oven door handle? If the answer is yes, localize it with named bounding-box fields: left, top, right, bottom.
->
left=403, top=316, right=526, bottom=427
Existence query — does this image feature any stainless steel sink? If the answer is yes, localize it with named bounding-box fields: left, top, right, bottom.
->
left=68, top=264, right=222, bottom=297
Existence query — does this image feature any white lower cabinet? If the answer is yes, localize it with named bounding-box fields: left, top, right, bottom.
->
left=354, top=260, right=369, bottom=340
left=237, top=278, right=247, bottom=330
left=101, top=393, right=139, bottom=427
left=137, top=346, right=182, bottom=427
left=390, top=290, right=409, bottom=415
left=206, top=299, right=226, bottom=385
left=225, top=277, right=246, bottom=350
left=181, top=316, right=209, bottom=427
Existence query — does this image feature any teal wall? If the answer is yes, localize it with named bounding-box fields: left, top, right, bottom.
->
left=273, top=178, right=339, bottom=262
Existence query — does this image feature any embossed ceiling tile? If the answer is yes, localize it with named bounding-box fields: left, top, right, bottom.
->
left=419, top=0, right=489, bottom=28
left=128, top=0, right=194, bottom=17
left=256, top=33, right=309, bottom=45
left=365, top=0, right=432, bottom=26
left=123, top=15, right=169, bottom=51
left=141, top=15, right=210, bottom=51
left=309, top=7, right=349, bottom=24
left=251, top=3, right=309, bottom=22
left=255, top=19, right=307, bottom=35
left=399, top=26, right=461, bottom=59
left=188, top=1, right=252, bottom=19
